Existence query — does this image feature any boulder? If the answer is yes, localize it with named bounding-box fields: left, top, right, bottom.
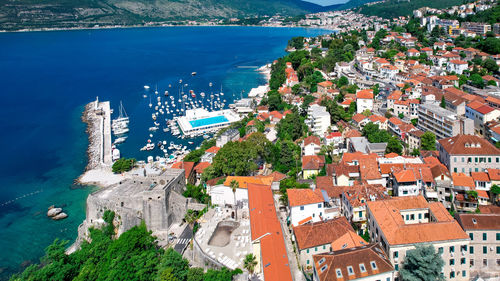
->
left=52, top=212, right=68, bottom=220
left=47, top=207, right=62, bottom=217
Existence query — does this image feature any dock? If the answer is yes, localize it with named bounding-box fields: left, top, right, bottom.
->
left=83, top=97, right=113, bottom=170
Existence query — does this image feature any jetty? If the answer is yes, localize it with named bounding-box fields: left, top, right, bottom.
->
left=83, top=97, right=113, bottom=170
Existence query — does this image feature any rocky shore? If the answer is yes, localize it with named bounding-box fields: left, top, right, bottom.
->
left=81, top=101, right=102, bottom=172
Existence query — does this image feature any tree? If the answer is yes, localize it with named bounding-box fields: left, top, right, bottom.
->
left=399, top=245, right=445, bottom=281
left=398, top=113, right=404, bottom=119
left=470, top=73, right=485, bottom=88
left=243, top=254, right=258, bottom=278
left=440, top=96, right=446, bottom=109
left=491, top=184, right=500, bottom=202
left=410, top=148, right=420, bottom=156
left=112, top=158, right=136, bottom=173
left=482, top=58, right=499, bottom=73
left=421, top=132, right=436, bottom=151
left=386, top=137, right=403, bottom=154
left=337, top=76, right=349, bottom=87
left=230, top=180, right=239, bottom=220
left=158, top=268, right=179, bottom=281
left=187, top=268, right=204, bottom=281
left=277, top=112, right=304, bottom=141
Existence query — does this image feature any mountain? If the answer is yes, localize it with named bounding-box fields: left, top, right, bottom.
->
left=0, top=0, right=373, bottom=31
left=356, top=0, right=466, bottom=19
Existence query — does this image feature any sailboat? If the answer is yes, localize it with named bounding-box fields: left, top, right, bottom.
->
left=112, top=101, right=129, bottom=136
left=149, top=96, right=152, bottom=108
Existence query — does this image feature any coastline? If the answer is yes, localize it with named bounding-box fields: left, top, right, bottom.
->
left=0, top=23, right=337, bottom=34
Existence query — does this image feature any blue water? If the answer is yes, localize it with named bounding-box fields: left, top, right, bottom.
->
left=189, top=115, right=229, bottom=128
left=0, top=26, right=332, bottom=279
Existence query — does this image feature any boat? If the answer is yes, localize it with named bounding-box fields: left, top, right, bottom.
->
left=164, top=90, right=169, bottom=96
left=114, top=127, right=129, bottom=136
left=113, top=137, right=127, bottom=145
left=155, top=84, right=159, bottom=95
left=191, top=72, right=197, bottom=76
left=112, top=101, right=129, bottom=126
left=144, top=85, right=150, bottom=90
left=149, top=96, right=152, bottom=108
left=188, top=141, right=194, bottom=144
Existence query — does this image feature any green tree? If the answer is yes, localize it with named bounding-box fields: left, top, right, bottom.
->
left=386, top=137, right=403, bottom=154
left=470, top=73, right=485, bottom=88
left=243, top=254, right=258, bottom=277
left=187, top=268, right=204, bottom=281
left=440, top=96, right=446, bottom=109
left=337, top=76, right=349, bottom=87
left=158, top=267, right=179, bottom=281
left=398, top=113, right=405, bottom=119
left=491, top=184, right=500, bottom=202
left=112, top=158, right=136, bottom=174
left=421, top=132, right=436, bottom=151
left=400, top=245, right=445, bottom=281
left=230, top=180, right=239, bottom=220
left=482, top=58, right=499, bottom=73
left=410, top=148, right=420, bottom=156
left=277, top=112, right=304, bottom=141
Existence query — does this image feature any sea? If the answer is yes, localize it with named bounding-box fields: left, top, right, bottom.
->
left=0, top=26, right=333, bottom=279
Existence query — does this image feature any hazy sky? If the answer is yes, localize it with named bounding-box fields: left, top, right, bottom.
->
left=302, top=0, right=349, bottom=6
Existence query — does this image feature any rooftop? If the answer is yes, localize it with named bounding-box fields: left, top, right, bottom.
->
left=438, top=134, right=500, bottom=155
left=293, top=217, right=354, bottom=250
left=456, top=214, right=500, bottom=230
left=288, top=188, right=324, bottom=207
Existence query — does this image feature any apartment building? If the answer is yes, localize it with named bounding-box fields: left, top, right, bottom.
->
left=461, top=22, right=491, bottom=35
left=366, top=196, right=470, bottom=280
left=307, top=104, right=331, bottom=135
left=456, top=214, right=500, bottom=278
left=417, top=103, right=474, bottom=139
left=437, top=134, right=500, bottom=174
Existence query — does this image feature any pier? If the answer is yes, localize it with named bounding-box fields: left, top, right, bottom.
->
left=83, top=97, right=113, bottom=170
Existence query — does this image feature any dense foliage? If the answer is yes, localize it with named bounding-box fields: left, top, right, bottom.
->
left=357, top=0, right=465, bottom=18
left=362, top=123, right=402, bottom=154
left=112, top=158, right=136, bottom=173
left=11, top=219, right=240, bottom=281
left=400, top=245, right=445, bottom=281
left=183, top=139, right=216, bottom=163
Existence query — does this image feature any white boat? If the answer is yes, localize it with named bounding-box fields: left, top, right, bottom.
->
left=144, top=85, right=150, bottom=89
left=113, top=137, right=127, bottom=144
left=191, top=72, right=197, bottom=76
left=114, top=127, right=129, bottom=136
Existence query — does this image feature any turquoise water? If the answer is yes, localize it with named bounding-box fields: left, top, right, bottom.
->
left=189, top=115, right=229, bottom=128
left=0, top=26, right=332, bottom=279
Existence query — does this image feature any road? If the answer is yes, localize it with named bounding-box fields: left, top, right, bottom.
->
left=174, top=225, right=193, bottom=254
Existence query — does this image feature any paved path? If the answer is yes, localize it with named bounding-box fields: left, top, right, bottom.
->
left=174, top=225, right=193, bottom=254
left=101, top=101, right=112, bottom=165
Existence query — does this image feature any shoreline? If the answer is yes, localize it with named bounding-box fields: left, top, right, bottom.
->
left=0, top=24, right=337, bottom=34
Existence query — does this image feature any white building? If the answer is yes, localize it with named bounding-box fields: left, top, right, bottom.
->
left=307, top=104, right=331, bottom=136
left=356, top=89, right=374, bottom=114
left=177, top=108, right=241, bottom=136
left=288, top=188, right=327, bottom=227
left=447, top=60, right=469, bottom=74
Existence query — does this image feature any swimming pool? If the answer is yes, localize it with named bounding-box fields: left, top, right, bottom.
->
left=189, top=115, right=229, bottom=128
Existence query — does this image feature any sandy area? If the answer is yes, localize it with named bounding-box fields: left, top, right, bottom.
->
left=78, top=168, right=130, bottom=188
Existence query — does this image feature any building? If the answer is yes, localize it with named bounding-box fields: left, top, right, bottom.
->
left=455, top=214, right=500, bottom=278
left=342, top=184, right=388, bottom=234
left=465, top=101, right=500, bottom=135
left=312, top=244, right=395, bottom=281
left=417, top=103, right=474, bottom=139
left=303, top=155, right=326, bottom=179
left=216, top=128, right=240, bottom=147
left=356, top=89, right=374, bottom=114
left=248, top=183, right=293, bottom=281
left=307, top=104, right=331, bottom=135
left=303, top=135, right=322, bottom=156
left=461, top=22, right=491, bottom=35
left=447, top=60, right=469, bottom=74
left=437, top=134, right=500, bottom=174
left=177, top=108, right=241, bottom=137
left=293, top=217, right=355, bottom=268
left=366, top=196, right=470, bottom=280
left=407, top=129, right=425, bottom=151
left=288, top=188, right=326, bottom=227
left=392, top=167, right=434, bottom=197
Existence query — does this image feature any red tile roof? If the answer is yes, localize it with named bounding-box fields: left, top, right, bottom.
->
left=293, top=217, right=354, bottom=250
left=356, top=89, right=374, bottom=99
left=304, top=135, right=321, bottom=147
left=194, top=162, right=211, bottom=174
left=248, top=183, right=293, bottom=281
left=288, top=188, right=324, bottom=207
left=438, top=135, right=500, bottom=156
left=205, top=146, right=220, bottom=154
left=302, top=155, right=326, bottom=170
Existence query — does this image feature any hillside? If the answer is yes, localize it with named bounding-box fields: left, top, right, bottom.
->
left=356, top=0, right=467, bottom=19
left=0, top=0, right=380, bottom=31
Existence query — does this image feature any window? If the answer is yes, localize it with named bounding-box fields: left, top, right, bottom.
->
left=394, top=251, right=399, bottom=258
left=370, top=261, right=377, bottom=270
left=497, top=246, right=500, bottom=254
left=470, top=259, right=474, bottom=266
left=450, top=246, right=455, bottom=253
left=483, top=246, right=487, bottom=254
left=347, top=266, right=354, bottom=275
left=300, top=206, right=304, bottom=211
left=359, top=264, right=367, bottom=273
left=450, top=271, right=455, bottom=278
left=418, top=213, right=422, bottom=220
left=462, top=271, right=466, bottom=277
left=395, top=264, right=399, bottom=270
left=470, top=233, right=474, bottom=240
left=470, top=246, right=474, bottom=254
left=483, top=233, right=487, bottom=240
left=315, top=247, right=318, bottom=251
left=410, top=214, right=415, bottom=220
left=307, top=249, right=309, bottom=254
left=450, top=259, right=455, bottom=265
left=406, top=214, right=409, bottom=220
left=319, top=258, right=326, bottom=265
left=461, top=258, right=466, bottom=265
left=359, top=212, right=363, bottom=218
left=483, top=259, right=487, bottom=266
left=439, top=247, right=444, bottom=254
left=307, top=259, right=310, bottom=264
left=323, top=245, right=326, bottom=250
left=497, top=233, right=500, bottom=240
left=335, top=268, right=342, bottom=278
left=461, top=245, right=467, bottom=252
left=318, top=203, right=322, bottom=208
left=320, top=265, right=328, bottom=273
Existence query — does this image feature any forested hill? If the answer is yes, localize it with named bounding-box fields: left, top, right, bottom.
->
left=356, top=0, right=467, bottom=19
left=0, top=0, right=369, bottom=31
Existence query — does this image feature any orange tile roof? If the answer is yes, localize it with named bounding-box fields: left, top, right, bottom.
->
left=452, top=173, right=475, bottom=188
left=318, top=81, right=333, bottom=88
left=194, top=162, right=211, bottom=174
left=356, top=89, right=374, bottom=99
left=248, top=183, right=293, bottom=281
left=223, top=176, right=273, bottom=189
left=330, top=230, right=368, bottom=251
left=471, top=172, right=489, bottom=182
left=302, top=155, right=326, bottom=170
left=205, top=146, right=220, bottom=154
left=439, top=135, right=500, bottom=156
left=366, top=196, right=469, bottom=245
left=303, top=135, right=321, bottom=147
left=293, top=217, right=354, bottom=250
left=488, top=168, right=500, bottom=181
left=343, top=129, right=362, bottom=138
left=352, top=113, right=367, bottom=123
left=359, top=158, right=381, bottom=180
left=288, top=188, right=324, bottom=207
left=171, top=161, right=195, bottom=179
left=457, top=213, right=500, bottom=230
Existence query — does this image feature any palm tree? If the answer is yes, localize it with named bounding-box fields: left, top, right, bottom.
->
left=243, top=254, right=258, bottom=279
left=230, top=180, right=239, bottom=220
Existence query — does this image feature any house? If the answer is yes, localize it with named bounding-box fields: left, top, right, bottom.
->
left=307, top=104, right=331, bottom=136
left=171, top=161, right=196, bottom=185
left=465, top=101, right=500, bottom=136
left=293, top=217, right=355, bottom=268
left=248, top=183, right=293, bottom=281
left=288, top=188, right=325, bottom=227
left=392, top=167, right=434, bottom=197
left=264, top=171, right=287, bottom=191
left=318, top=81, right=334, bottom=96
left=342, top=184, right=388, bottom=234
left=380, top=65, right=399, bottom=79
left=406, top=129, right=425, bottom=151
left=356, top=89, right=374, bottom=114
left=387, top=90, right=402, bottom=111
left=470, top=172, right=491, bottom=191
left=407, top=48, right=420, bottom=57
left=200, top=146, right=220, bottom=163
left=437, top=134, right=500, bottom=174
left=367, top=196, right=470, bottom=280
left=303, top=135, right=322, bottom=156
left=302, top=155, right=326, bottom=179
left=455, top=213, right=500, bottom=277
left=312, top=244, right=395, bottom=281
left=216, top=129, right=239, bottom=147
left=447, top=60, right=469, bottom=74
left=193, top=162, right=211, bottom=182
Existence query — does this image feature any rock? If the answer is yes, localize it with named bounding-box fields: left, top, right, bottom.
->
left=52, top=212, right=68, bottom=220
left=47, top=207, right=62, bottom=217
left=48, top=205, right=55, bottom=210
